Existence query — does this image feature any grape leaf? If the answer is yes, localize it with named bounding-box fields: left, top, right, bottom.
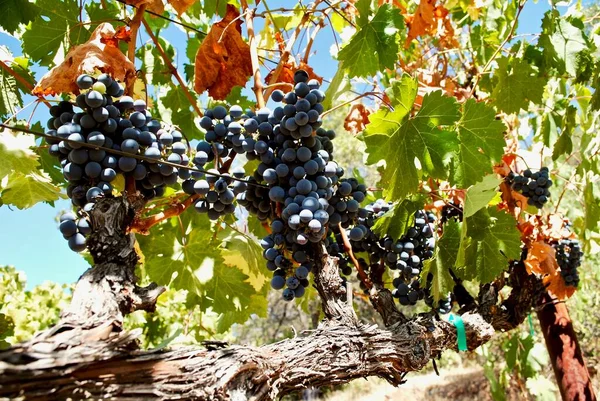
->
left=371, top=196, right=423, bottom=240
left=0, top=172, right=64, bottom=209
left=322, top=63, right=350, bottom=111
left=0, top=128, right=40, bottom=180
left=216, top=292, right=267, bottom=333
left=584, top=181, right=600, bottom=232
left=455, top=207, right=521, bottom=283
left=138, top=41, right=174, bottom=86
left=138, top=218, right=221, bottom=296
left=193, top=5, right=252, bottom=100
left=491, top=57, right=546, bottom=114
left=463, top=174, right=502, bottom=218
left=337, top=3, right=404, bottom=78
left=0, top=62, right=21, bottom=118
left=421, top=219, right=460, bottom=302
left=33, top=23, right=136, bottom=96
left=159, top=85, right=203, bottom=140
left=0, top=0, right=39, bottom=35
left=539, top=11, right=588, bottom=77
left=219, top=230, right=269, bottom=291
left=449, top=99, right=506, bottom=187
left=362, top=89, right=459, bottom=200
left=552, top=105, right=576, bottom=160
left=21, top=0, right=83, bottom=65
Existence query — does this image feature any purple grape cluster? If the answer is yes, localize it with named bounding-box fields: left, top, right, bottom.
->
left=509, top=167, right=552, bottom=208
left=554, top=239, right=582, bottom=287
left=45, top=73, right=191, bottom=252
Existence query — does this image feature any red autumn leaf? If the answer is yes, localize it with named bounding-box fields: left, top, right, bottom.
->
left=32, top=23, right=137, bottom=96
left=344, top=103, right=373, bottom=135
left=194, top=5, right=252, bottom=100
left=524, top=241, right=557, bottom=276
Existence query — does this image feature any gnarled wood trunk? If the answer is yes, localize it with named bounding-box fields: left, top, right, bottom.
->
left=0, top=197, right=559, bottom=400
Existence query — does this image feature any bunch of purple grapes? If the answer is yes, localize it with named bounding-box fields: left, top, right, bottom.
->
left=509, top=167, right=552, bottom=208
left=554, top=239, right=582, bottom=287
left=45, top=73, right=191, bottom=252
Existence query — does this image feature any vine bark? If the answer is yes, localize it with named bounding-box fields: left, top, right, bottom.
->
left=0, top=198, right=546, bottom=400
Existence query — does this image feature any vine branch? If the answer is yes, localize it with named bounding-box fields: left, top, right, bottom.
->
left=131, top=194, right=200, bottom=234
left=141, top=18, right=204, bottom=117
left=127, top=4, right=146, bottom=63
left=241, top=1, right=266, bottom=109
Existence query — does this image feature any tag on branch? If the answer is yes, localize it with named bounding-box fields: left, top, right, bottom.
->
left=32, top=23, right=136, bottom=96
left=194, top=5, right=252, bottom=100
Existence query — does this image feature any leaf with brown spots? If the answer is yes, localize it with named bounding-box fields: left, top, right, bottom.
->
left=344, top=103, right=373, bottom=135
left=193, top=5, right=252, bottom=100
left=100, top=26, right=131, bottom=48
left=32, top=23, right=137, bottom=96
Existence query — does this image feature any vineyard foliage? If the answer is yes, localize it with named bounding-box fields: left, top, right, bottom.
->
left=0, top=0, right=599, bottom=344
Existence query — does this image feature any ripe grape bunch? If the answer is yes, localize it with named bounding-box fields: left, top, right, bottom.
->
left=554, top=239, right=582, bottom=288
left=509, top=167, right=552, bottom=208
left=45, top=73, right=190, bottom=252
left=328, top=199, right=440, bottom=309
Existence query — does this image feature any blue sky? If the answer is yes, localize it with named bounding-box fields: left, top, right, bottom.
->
left=0, top=0, right=562, bottom=288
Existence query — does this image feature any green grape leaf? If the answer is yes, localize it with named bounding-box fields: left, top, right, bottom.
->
left=322, top=63, right=350, bottom=111
left=337, top=3, right=403, bottom=78
left=137, top=42, right=174, bottom=86
left=371, top=196, right=424, bottom=240
left=224, top=86, right=254, bottom=111
left=0, top=172, right=64, bottom=209
left=0, top=128, right=40, bottom=180
left=204, top=262, right=256, bottom=315
left=219, top=230, right=269, bottom=291
left=362, top=90, right=459, bottom=200
left=216, top=292, right=268, bottom=333
left=552, top=105, right=576, bottom=160
left=138, top=217, right=221, bottom=297
left=463, top=174, right=502, bottom=218
left=539, top=11, right=588, bottom=77
left=584, top=181, right=600, bottom=232
left=21, top=0, right=82, bottom=65
left=455, top=207, right=521, bottom=283
left=0, top=0, right=39, bottom=34
left=421, top=219, right=460, bottom=302
left=0, top=66, right=21, bottom=119
left=449, top=99, right=506, bottom=187
left=159, top=85, right=203, bottom=140
left=491, top=57, right=546, bottom=114
left=85, top=0, right=120, bottom=22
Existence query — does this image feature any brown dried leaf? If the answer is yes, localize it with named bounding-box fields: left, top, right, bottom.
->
left=264, top=62, right=322, bottom=92
left=194, top=5, right=252, bottom=100
left=33, top=23, right=137, bottom=96
left=344, top=103, right=372, bottom=135
left=169, top=0, right=195, bottom=16
left=524, top=241, right=556, bottom=276
left=405, top=1, right=457, bottom=48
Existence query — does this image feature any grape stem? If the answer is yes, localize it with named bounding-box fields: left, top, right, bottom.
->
left=241, top=1, right=265, bottom=109
left=338, top=222, right=372, bottom=290
left=131, top=194, right=200, bottom=234
left=127, top=4, right=146, bottom=63
left=141, top=19, right=204, bottom=117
